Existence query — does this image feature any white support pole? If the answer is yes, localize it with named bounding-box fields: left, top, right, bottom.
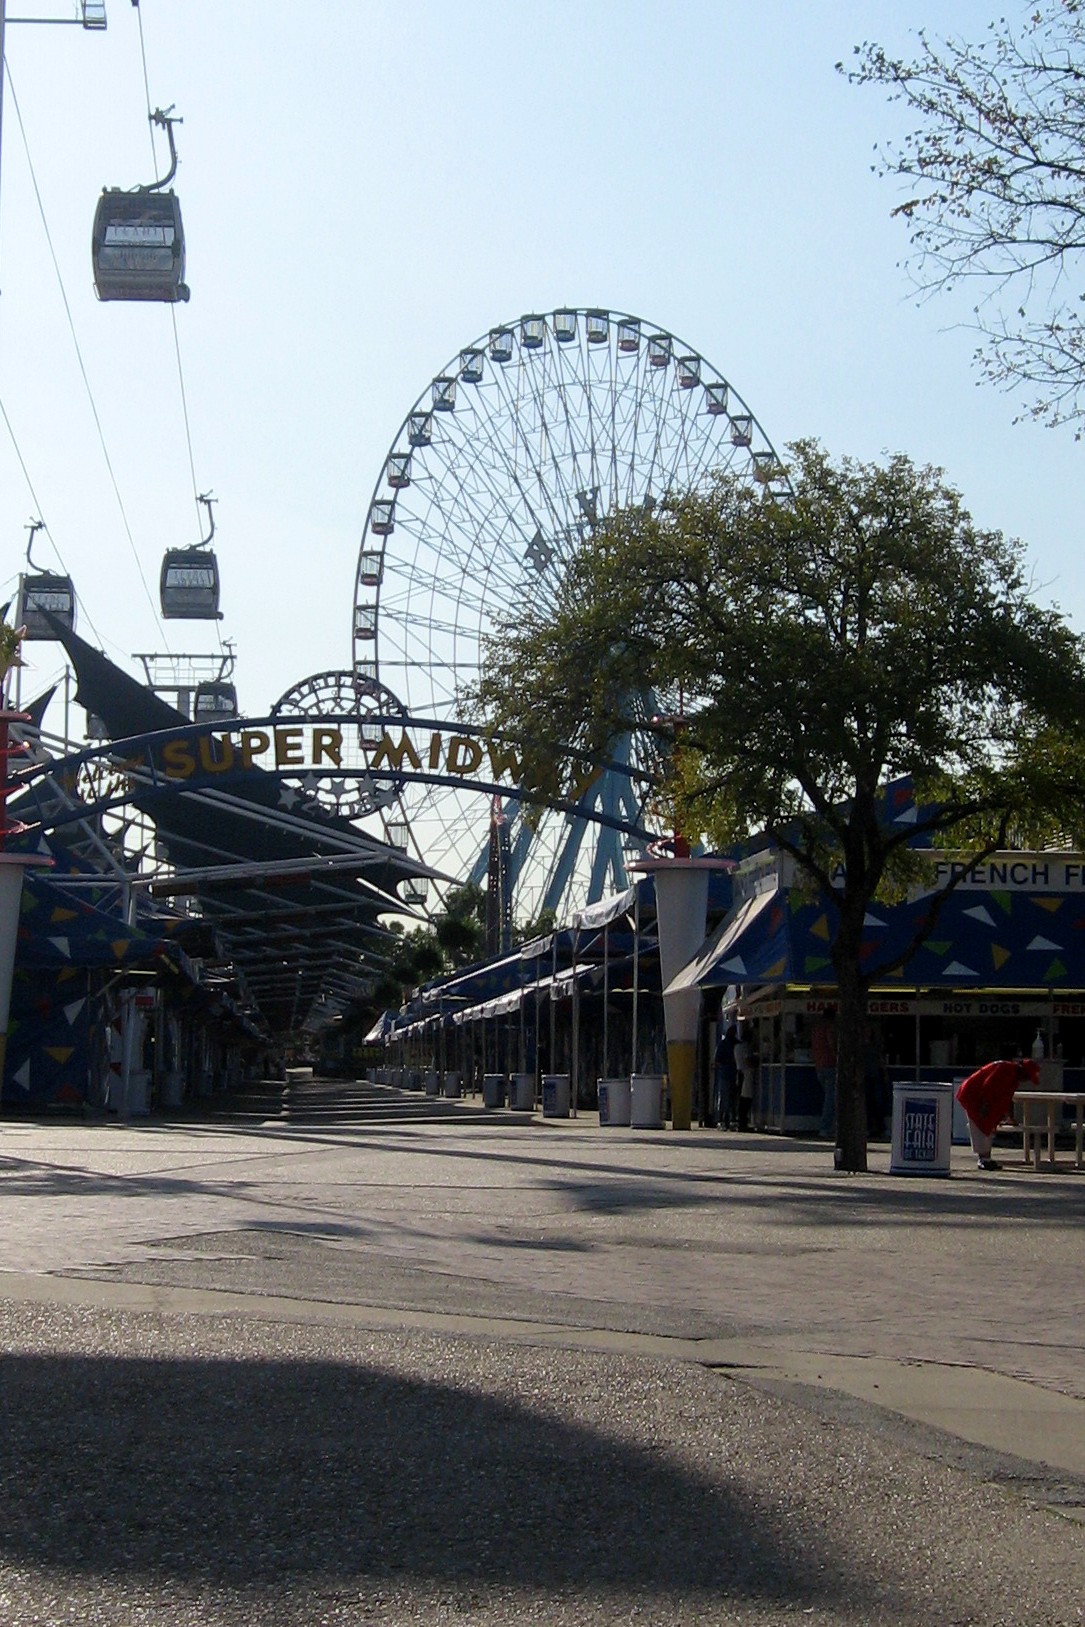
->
left=549, top=932, right=557, bottom=1067
left=631, top=887, right=640, bottom=1075
left=630, top=857, right=729, bottom=1130
left=571, top=926, right=580, bottom=1117
left=519, top=985, right=525, bottom=1073
left=603, top=921, right=610, bottom=1077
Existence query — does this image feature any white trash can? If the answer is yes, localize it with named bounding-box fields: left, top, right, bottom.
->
left=126, top=1070, right=150, bottom=1116
left=509, top=1072, right=535, bottom=1111
left=542, top=1072, right=570, bottom=1118
left=482, top=1073, right=506, bottom=1108
left=160, top=1071, right=184, bottom=1108
left=890, top=1080, right=953, bottom=1176
left=630, top=1074, right=664, bottom=1129
left=598, top=1077, right=631, bottom=1127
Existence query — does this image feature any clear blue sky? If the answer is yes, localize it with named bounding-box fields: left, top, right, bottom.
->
left=1, top=0, right=1079, bottom=728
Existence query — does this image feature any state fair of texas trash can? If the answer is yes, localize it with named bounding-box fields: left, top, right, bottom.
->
left=889, top=1080, right=953, bottom=1176
left=509, top=1072, right=535, bottom=1111
left=630, top=1073, right=664, bottom=1129
left=482, top=1072, right=506, bottom=1108
left=598, top=1076, right=631, bottom=1127
left=542, top=1072, right=570, bottom=1118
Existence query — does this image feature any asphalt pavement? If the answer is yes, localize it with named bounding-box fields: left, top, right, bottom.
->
left=2, top=1075, right=1083, bottom=1625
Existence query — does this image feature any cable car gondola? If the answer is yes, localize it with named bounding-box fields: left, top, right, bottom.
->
left=92, top=107, right=190, bottom=304
left=160, top=548, right=220, bottom=619
left=160, top=493, right=222, bottom=620
left=193, top=680, right=238, bottom=725
left=17, top=573, right=77, bottom=640
left=16, top=520, right=76, bottom=640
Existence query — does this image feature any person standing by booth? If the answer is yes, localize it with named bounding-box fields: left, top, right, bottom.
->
left=738, top=1026, right=756, bottom=1131
left=863, top=1021, right=889, bottom=1140
left=733, top=1021, right=749, bottom=1130
left=811, top=1011, right=837, bottom=1140
left=714, top=1020, right=738, bottom=1129
left=956, top=1056, right=1039, bottom=1169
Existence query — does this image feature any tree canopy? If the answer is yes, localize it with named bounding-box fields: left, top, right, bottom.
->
left=363, top=882, right=487, bottom=1017
left=846, top=2, right=1085, bottom=432
left=473, top=442, right=1085, bottom=1169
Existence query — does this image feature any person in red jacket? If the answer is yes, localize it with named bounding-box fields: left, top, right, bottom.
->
left=955, top=1057, right=1040, bottom=1169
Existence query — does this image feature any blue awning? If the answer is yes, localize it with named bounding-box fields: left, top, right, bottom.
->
left=667, top=877, right=1085, bottom=993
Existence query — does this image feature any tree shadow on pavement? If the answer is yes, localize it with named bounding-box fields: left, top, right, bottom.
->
left=0, top=1342, right=903, bottom=1617
left=3, top=1135, right=1084, bottom=1235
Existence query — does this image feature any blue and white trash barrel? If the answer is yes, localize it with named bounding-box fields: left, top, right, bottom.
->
left=598, top=1077, right=632, bottom=1126
left=509, top=1072, right=535, bottom=1111
left=889, top=1080, right=954, bottom=1176
left=542, top=1073, right=570, bottom=1118
left=482, top=1073, right=507, bottom=1108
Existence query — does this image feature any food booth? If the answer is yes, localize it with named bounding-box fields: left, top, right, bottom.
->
left=674, top=846, right=1085, bottom=1135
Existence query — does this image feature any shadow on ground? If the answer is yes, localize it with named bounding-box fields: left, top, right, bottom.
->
left=0, top=1345, right=900, bottom=1615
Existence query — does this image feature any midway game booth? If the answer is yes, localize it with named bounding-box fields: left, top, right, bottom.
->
left=671, top=832, right=1085, bottom=1139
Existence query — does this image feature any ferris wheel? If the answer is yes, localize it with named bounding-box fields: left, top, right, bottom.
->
left=352, top=307, right=787, bottom=925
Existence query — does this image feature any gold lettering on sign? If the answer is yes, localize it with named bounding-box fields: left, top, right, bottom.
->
left=162, top=739, right=196, bottom=778
left=312, top=727, right=342, bottom=766
left=198, top=734, right=235, bottom=774
left=486, top=739, right=522, bottom=781
left=569, top=764, right=599, bottom=802
left=144, top=722, right=524, bottom=783
left=274, top=728, right=304, bottom=767
left=447, top=736, right=483, bottom=775
left=370, top=732, right=423, bottom=772
left=240, top=730, right=270, bottom=768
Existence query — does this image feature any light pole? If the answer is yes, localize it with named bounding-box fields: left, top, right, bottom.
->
left=1, top=5, right=8, bottom=262
left=0, top=2, right=108, bottom=286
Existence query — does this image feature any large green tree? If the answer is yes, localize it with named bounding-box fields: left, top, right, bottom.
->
left=847, top=3, right=1085, bottom=432
left=473, top=442, right=1085, bottom=1171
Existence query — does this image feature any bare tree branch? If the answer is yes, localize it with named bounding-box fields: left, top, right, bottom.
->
left=846, top=3, right=1085, bottom=431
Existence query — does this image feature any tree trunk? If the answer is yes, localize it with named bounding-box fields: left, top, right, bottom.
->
left=832, top=905, right=869, bottom=1173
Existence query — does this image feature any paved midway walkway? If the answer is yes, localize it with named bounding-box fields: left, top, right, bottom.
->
left=2, top=1076, right=1084, bottom=1625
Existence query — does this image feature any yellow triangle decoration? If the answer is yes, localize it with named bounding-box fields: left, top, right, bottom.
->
left=991, top=945, right=1012, bottom=970
left=49, top=907, right=79, bottom=924
left=44, top=1047, right=75, bottom=1064
left=810, top=915, right=830, bottom=941
left=112, top=941, right=130, bottom=960
left=1034, top=897, right=1062, bottom=913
